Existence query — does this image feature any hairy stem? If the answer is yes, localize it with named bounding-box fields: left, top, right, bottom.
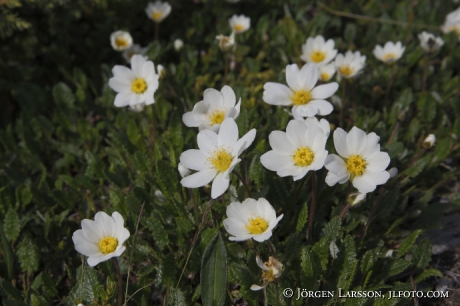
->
left=307, top=172, right=317, bottom=243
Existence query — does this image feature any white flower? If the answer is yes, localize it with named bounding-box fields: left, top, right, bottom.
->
left=318, top=63, right=336, bottom=82
left=108, top=55, right=160, bottom=107
left=174, top=39, right=184, bottom=51
left=418, top=32, right=444, bottom=53
left=72, top=211, right=130, bottom=267
left=324, top=127, right=391, bottom=193
left=223, top=198, right=283, bottom=242
left=228, top=14, right=250, bottom=34
left=145, top=1, right=172, bottom=23
left=182, top=85, right=241, bottom=132
left=442, top=7, right=460, bottom=37
left=110, top=30, right=133, bottom=51
left=373, top=41, right=405, bottom=64
left=250, top=256, right=284, bottom=291
left=260, top=120, right=328, bottom=181
left=157, top=64, right=166, bottom=78
left=216, top=32, right=235, bottom=52
left=263, top=63, right=339, bottom=118
left=122, top=44, right=148, bottom=62
left=348, top=192, right=367, bottom=206
left=423, top=134, right=436, bottom=148
left=334, top=51, right=366, bottom=79
left=179, top=117, right=256, bottom=199
left=387, top=167, right=398, bottom=178
left=300, top=35, right=338, bottom=66
left=304, top=117, right=330, bottom=137
left=178, top=162, right=191, bottom=178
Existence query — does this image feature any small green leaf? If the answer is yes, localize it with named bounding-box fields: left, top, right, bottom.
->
left=398, top=229, right=423, bottom=258
left=322, top=216, right=341, bottom=241
left=4, top=208, right=20, bottom=242
left=411, top=238, right=432, bottom=270
left=52, top=82, right=75, bottom=108
left=415, top=268, right=443, bottom=282
left=296, top=201, right=308, bottom=232
left=201, top=233, right=227, bottom=306
left=388, top=259, right=411, bottom=277
left=17, top=237, right=39, bottom=273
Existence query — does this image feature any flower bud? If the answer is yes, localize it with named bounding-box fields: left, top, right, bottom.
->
left=387, top=167, right=398, bottom=178
left=157, top=64, right=166, bottom=78
left=348, top=192, right=366, bottom=206
left=422, top=134, right=436, bottom=148
left=178, top=162, right=191, bottom=178
left=174, top=39, right=184, bottom=51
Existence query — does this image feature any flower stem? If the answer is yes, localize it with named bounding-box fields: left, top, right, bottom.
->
left=422, top=55, right=429, bottom=92
left=151, top=106, right=157, bottom=147
left=155, top=22, right=159, bottom=41
left=340, top=79, right=346, bottom=127
left=263, top=286, right=268, bottom=306
left=340, top=181, right=352, bottom=221
left=113, top=258, right=123, bottom=306
left=407, top=148, right=425, bottom=170
left=362, top=190, right=385, bottom=238
left=386, top=120, right=400, bottom=146
left=234, top=170, right=252, bottom=198
left=307, top=172, right=317, bottom=243
left=266, top=240, right=276, bottom=257
left=124, top=201, right=145, bottom=306
left=224, top=53, right=229, bottom=84
left=176, top=198, right=214, bottom=287
left=384, top=65, right=396, bottom=106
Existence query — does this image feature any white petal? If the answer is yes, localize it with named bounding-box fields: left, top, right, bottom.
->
left=286, top=120, right=308, bottom=148
left=256, top=255, right=270, bottom=270
left=325, top=171, right=349, bottom=186
left=299, top=63, right=319, bottom=91
left=352, top=176, right=376, bottom=193
left=311, top=83, right=339, bottom=99
left=130, top=55, right=147, bottom=75
left=114, top=93, right=131, bottom=107
left=211, top=172, right=230, bottom=199
left=182, top=112, right=199, bottom=127
left=263, top=83, right=292, bottom=106
left=361, top=132, right=380, bottom=156
left=81, top=220, right=103, bottom=244
left=333, top=128, right=350, bottom=157
left=308, top=100, right=334, bottom=116
left=324, top=154, right=348, bottom=176
left=286, top=64, right=301, bottom=91
left=223, top=218, right=248, bottom=237
left=197, top=130, right=218, bottom=154
left=292, top=104, right=318, bottom=118
left=366, top=151, right=390, bottom=172
left=277, top=165, right=303, bottom=178
left=218, top=118, right=238, bottom=148
left=112, top=65, right=135, bottom=80
left=250, top=284, right=268, bottom=291
left=73, top=230, right=100, bottom=256
left=233, top=129, right=256, bottom=157
left=253, top=230, right=272, bottom=242
left=87, top=255, right=106, bottom=267
left=203, top=88, right=224, bottom=108
left=180, top=169, right=216, bottom=188
left=346, top=127, right=368, bottom=154
left=221, top=85, right=236, bottom=108
left=94, top=211, right=116, bottom=237
left=180, top=150, right=208, bottom=171
left=268, top=131, right=296, bottom=155
left=260, top=151, right=294, bottom=171
left=108, top=77, right=130, bottom=93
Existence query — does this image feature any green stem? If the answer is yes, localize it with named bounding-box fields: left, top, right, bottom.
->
left=234, top=170, right=252, bottom=198
left=362, top=190, right=385, bottom=238
left=113, top=258, right=123, bottom=306
left=124, top=202, right=145, bottom=306
left=340, top=79, right=346, bottom=127
left=307, top=172, right=317, bottom=243
left=340, top=181, right=352, bottom=221
left=384, top=65, right=396, bottom=106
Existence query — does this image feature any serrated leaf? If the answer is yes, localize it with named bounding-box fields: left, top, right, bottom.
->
left=360, top=250, right=375, bottom=274
left=411, top=238, right=432, bottom=270
left=52, top=82, right=75, bottom=108
left=407, top=157, right=428, bottom=178
left=142, top=214, right=169, bottom=251
left=322, top=216, right=341, bottom=241
left=169, top=288, right=187, bottom=306
left=415, top=268, right=443, bottom=282
left=398, top=229, right=423, bottom=258
left=417, top=93, right=436, bottom=122
left=132, top=151, right=151, bottom=173
left=296, top=201, right=308, bottom=232
left=17, top=237, right=39, bottom=273
left=4, top=208, right=20, bottom=242
left=0, top=279, right=23, bottom=300
left=66, top=266, right=100, bottom=306
left=201, top=233, right=227, bottom=306
left=388, top=259, right=411, bottom=277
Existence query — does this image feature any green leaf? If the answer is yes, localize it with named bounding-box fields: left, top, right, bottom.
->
left=66, top=266, right=100, bottom=305
left=142, top=213, right=169, bottom=251
left=201, top=233, right=228, bottom=306
left=322, top=216, right=341, bottom=241
left=52, top=82, right=75, bottom=108
left=0, top=219, right=15, bottom=279
left=388, top=259, right=411, bottom=277
left=397, top=229, right=423, bottom=258
left=417, top=93, right=436, bottom=122
left=0, top=279, right=23, bottom=300
left=17, top=236, right=39, bottom=273
left=411, top=238, right=432, bottom=270
left=295, top=201, right=308, bottom=232
left=360, top=250, right=375, bottom=274
left=3, top=208, right=20, bottom=242
left=169, top=288, right=187, bottom=306
left=415, top=268, right=443, bottom=282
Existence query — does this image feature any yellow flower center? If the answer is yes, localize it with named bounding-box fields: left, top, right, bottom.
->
left=320, top=72, right=330, bottom=81
left=293, top=147, right=315, bottom=167
left=245, top=216, right=269, bottom=234
left=262, top=269, right=276, bottom=282
left=346, top=155, right=367, bottom=177
left=131, top=78, right=147, bottom=94
left=207, top=110, right=226, bottom=125
left=339, top=65, right=354, bottom=77
left=310, top=51, right=326, bottom=63
left=234, top=24, right=244, bottom=32
left=383, top=53, right=397, bottom=62
left=115, top=38, right=128, bottom=47
left=99, top=237, right=118, bottom=254
left=152, top=12, right=163, bottom=21
left=208, top=148, right=233, bottom=172
left=291, top=89, right=312, bottom=105
left=447, top=25, right=460, bottom=36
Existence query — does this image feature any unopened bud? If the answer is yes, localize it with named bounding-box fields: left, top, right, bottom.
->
left=157, top=64, right=166, bottom=78
left=422, top=134, right=436, bottom=148
left=178, top=162, right=191, bottom=178
left=348, top=192, right=366, bottom=206
left=174, top=39, right=184, bottom=51
left=387, top=167, right=398, bottom=178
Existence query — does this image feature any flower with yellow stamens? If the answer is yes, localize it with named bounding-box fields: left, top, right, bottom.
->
left=334, top=50, right=366, bottom=79
left=260, top=120, right=329, bottom=181
left=373, top=41, right=405, bottom=64
left=300, top=35, right=338, bottom=66
left=418, top=32, right=444, bottom=53
left=250, top=256, right=284, bottom=291
left=145, top=1, right=172, bottom=23
left=263, top=63, right=339, bottom=118
left=110, top=30, right=133, bottom=51
left=441, top=7, right=460, bottom=39
left=228, top=14, right=250, bottom=34
left=223, top=198, right=283, bottom=242
left=183, top=85, right=241, bottom=132
left=108, top=55, right=160, bottom=108
left=318, top=63, right=336, bottom=82
left=72, top=211, right=130, bottom=267
left=324, top=127, right=391, bottom=193
left=179, top=117, right=256, bottom=199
